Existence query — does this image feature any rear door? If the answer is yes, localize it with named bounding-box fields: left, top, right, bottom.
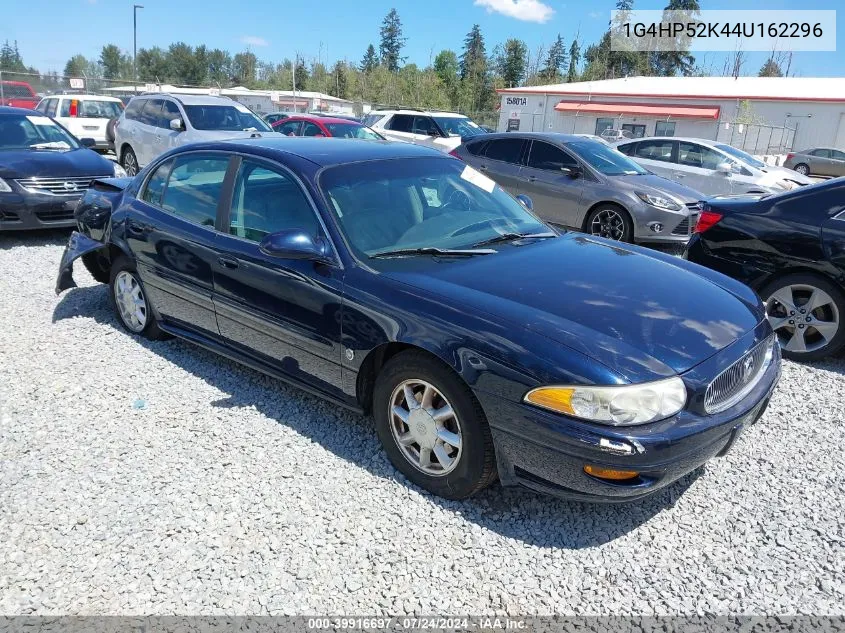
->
left=630, top=139, right=677, bottom=181
left=127, top=152, right=232, bottom=337
left=830, top=150, right=845, bottom=177
left=471, top=137, right=526, bottom=195
left=137, top=99, right=165, bottom=167
left=211, top=157, right=345, bottom=395
left=519, top=140, right=584, bottom=228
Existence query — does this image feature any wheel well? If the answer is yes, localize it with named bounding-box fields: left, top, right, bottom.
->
left=356, top=342, right=434, bottom=413
left=581, top=201, right=630, bottom=232
left=119, top=143, right=132, bottom=161
left=755, top=267, right=839, bottom=295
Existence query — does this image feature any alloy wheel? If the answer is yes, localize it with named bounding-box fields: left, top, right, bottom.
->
left=766, top=283, right=839, bottom=354
left=590, top=208, right=626, bottom=240
left=795, top=164, right=809, bottom=176
left=114, top=271, right=148, bottom=332
left=389, top=379, right=463, bottom=476
left=123, top=151, right=138, bottom=177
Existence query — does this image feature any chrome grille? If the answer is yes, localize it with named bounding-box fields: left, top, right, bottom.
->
left=15, top=176, right=107, bottom=196
left=704, top=336, right=775, bottom=414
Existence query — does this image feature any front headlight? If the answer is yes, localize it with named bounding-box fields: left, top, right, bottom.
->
left=0, top=177, right=11, bottom=193
left=524, top=377, right=687, bottom=426
left=112, top=163, right=127, bottom=178
left=635, top=191, right=681, bottom=211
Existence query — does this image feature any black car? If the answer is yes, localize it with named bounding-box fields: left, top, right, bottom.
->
left=0, top=106, right=124, bottom=230
left=685, top=177, right=845, bottom=361
left=56, top=138, right=779, bottom=502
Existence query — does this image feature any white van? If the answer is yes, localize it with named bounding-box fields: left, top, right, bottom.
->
left=35, top=94, right=124, bottom=152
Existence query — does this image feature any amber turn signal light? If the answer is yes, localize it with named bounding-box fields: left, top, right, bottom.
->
left=584, top=465, right=640, bottom=481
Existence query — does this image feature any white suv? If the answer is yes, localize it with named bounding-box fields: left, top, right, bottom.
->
left=35, top=94, right=124, bottom=152
left=114, top=94, right=274, bottom=175
left=362, top=109, right=486, bottom=153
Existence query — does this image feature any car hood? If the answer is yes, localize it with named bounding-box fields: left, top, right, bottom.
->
left=186, top=130, right=279, bottom=143
left=759, top=164, right=814, bottom=186
left=610, top=173, right=704, bottom=203
left=0, top=148, right=115, bottom=179
left=385, top=234, right=763, bottom=381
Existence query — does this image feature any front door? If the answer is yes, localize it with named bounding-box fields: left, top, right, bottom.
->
left=127, top=152, right=231, bottom=336
left=676, top=141, right=733, bottom=195
left=519, top=140, right=584, bottom=228
left=630, top=139, right=677, bottom=181
left=211, top=158, right=344, bottom=395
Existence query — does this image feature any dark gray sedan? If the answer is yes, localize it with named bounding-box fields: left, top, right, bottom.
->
left=452, top=133, right=704, bottom=244
left=784, top=147, right=845, bottom=177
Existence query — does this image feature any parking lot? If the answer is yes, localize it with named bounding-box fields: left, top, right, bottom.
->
left=1, top=230, right=843, bottom=615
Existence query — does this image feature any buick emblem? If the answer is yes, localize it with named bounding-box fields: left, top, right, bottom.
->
left=63, top=181, right=78, bottom=192
left=741, top=356, right=755, bottom=383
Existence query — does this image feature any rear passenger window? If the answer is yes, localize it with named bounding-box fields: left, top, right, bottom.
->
left=678, top=142, right=724, bottom=169
left=45, top=99, right=58, bottom=117
left=812, top=149, right=832, bottom=158
left=229, top=161, right=318, bottom=242
left=160, top=155, right=229, bottom=227
left=125, top=99, right=144, bottom=121
left=485, top=138, right=524, bottom=164
left=142, top=159, right=173, bottom=207
left=635, top=140, right=674, bottom=163
left=141, top=99, right=164, bottom=127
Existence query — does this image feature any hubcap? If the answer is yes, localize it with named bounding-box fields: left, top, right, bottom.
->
left=590, top=209, right=625, bottom=240
left=389, top=379, right=462, bottom=476
left=796, top=165, right=809, bottom=175
left=114, top=271, right=148, bottom=332
left=767, top=283, right=839, bottom=354
left=123, top=152, right=138, bottom=176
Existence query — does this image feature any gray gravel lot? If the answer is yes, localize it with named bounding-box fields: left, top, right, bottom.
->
left=1, top=230, right=843, bottom=616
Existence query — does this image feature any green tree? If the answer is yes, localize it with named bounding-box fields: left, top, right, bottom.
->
left=1, top=40, right=28, bottom=73
left=433, top=49, right=459, bottom=106
left=360, top=44, right=378, bottom=73
left=459, top=25, right=491, bottom=113
left=232, top=51, right=257, bottom=85
left=567, top=39, right=581, bottom=82
left=497, top=39, right=527, bottom=88
left=379, top=8, right=406, bottom=72
left=135, top=47, right=169, bottom=82
left=758, top=58, right=783, bottom=77
left=99, top=44, right=123, bottom=79
left=167, top=42, right=205, bottom=84
left=63, top=55, right=88, bottom=78
left=649, top=0, right=700, bottom=76
left=293, top=56, right=309, bottom=90
left=329, top=61, right=348, bottom=99
left=207, top=48, right=232, bottom=85
left=540, top=34, right=567, bottom=82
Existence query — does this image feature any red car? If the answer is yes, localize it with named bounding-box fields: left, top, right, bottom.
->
left=0, top=81, right=39, bottom=109
left=272, top=115, right=383, bottom=140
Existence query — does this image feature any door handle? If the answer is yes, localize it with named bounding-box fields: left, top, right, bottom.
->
left=478, top=164, right=488, bottom=171
left=127, top=223, right=146, bottom=236
left=526, top=176, right=537, bottom=182
left=217, top=256, right=239, bottom=269
left=673, top=172, right=686, bottom=178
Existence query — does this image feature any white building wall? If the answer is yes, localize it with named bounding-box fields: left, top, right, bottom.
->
left=499, top=93, right=845, bottom=151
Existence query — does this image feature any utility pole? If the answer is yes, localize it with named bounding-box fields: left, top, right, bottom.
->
left=133, top=4, right=144, bottom=94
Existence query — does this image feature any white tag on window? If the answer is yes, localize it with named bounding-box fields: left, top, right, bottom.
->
left=460, top=165, right=495, bottom=193
left=26, top=115, right=55, bottom=126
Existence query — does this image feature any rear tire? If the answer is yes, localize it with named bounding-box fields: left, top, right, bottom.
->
left=373, top=350, right=497, bottom=499
left=121, top=147, right=139, bottom=177
left=586, top=204, right=634, bottom=242
left=760, top=273, right=845, bottom=362
left=109, top=256, right=168, bottom=340
left=794, top=163, right=810, bottom=176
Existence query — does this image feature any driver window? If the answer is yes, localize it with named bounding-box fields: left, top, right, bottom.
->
left=412, top=116, right=437, bottom=136
left=527, top=141, right=577, bottom=171
left=302, top=122, right=324, bottom=137
left=229, top=161, right=318, bottom=242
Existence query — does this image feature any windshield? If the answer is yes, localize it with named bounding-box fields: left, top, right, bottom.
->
left=567, top=140, right=648, bottom=176
left=715, top=143, right=766, bottom=169
left=76, top=100, right=124, bottom=119
left=325, top=123, right=382, bottom=139
left=432, top=116, right=483, bottom=138
left=320, top=157, right=548, bottom=258
left=0, top=113, right=79, bottom=151
left=182, top=105, right=272, bottom=132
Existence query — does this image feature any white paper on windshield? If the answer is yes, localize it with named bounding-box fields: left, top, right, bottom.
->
left=26, top=115, right=56, bottom=126
left=460, top=165, right=496, bottom=193
left=234, top=104, right=250, bottom=113
left=467, top=121, right=480, bottom=128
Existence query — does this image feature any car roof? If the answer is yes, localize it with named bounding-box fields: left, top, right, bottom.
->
left=47, top=94, right=122, bottom=102
left=205, top=136, right=446, bottom=167
left=287, top=115, right=362, bottom=125
left=463, top=131, right=588, bottom=144
left=0, top=106, right=39, bottom=115
left=370, top=109, right=467, bottom=118
left=131, top=93, right=236, bottom=106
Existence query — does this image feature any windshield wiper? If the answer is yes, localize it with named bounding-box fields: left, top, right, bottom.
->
left=30, top=142, right=70, bottom=150
left=370, top=247, right=496, bottom=259
left=472, top=231, right=556, bottom=248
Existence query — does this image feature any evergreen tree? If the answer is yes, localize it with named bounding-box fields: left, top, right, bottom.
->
left=540, top=34, right=567, bottom=82
left=293, top=56, right=309, bottom=90
left=379, top=8, right=406, bottom=72
left=63, top=55, right=88, bottom=78
left=329, top=61, right=348, bottom=99
left=497, top=39, right=527, bottom=88
left=459, top=25, right=486, bottom=80
left=758, top=58, right=783, bottom=77
left=207, top=49, right=232, bottom=85
left=567, top=39, right=581, bottom=82
left=99, top=44, right=123, bottom=79
left=359, top=44, right=378, bottom=73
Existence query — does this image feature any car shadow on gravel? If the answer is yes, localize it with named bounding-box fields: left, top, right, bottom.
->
left=0, top=229, right=71, bottom=251
left=54, top=284, right=702, bottom=549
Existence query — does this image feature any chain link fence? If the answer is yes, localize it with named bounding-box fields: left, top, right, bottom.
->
left=713, top=119, right=797, bottom=155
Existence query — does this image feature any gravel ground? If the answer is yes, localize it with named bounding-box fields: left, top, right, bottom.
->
left=1, top=230, right=843, bottom=616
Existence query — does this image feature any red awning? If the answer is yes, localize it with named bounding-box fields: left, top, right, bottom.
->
left=554, top=100, right=720, bottom=120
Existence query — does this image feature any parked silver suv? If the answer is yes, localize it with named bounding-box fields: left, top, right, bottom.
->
left=114, top=94, right=274, bottom=175
left=452, top=132, right=704, bottom=244
left=616, top=136, right=813, bottom=196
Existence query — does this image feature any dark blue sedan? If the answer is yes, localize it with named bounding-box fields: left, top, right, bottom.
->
left=56, top=137, right=780, bottom=502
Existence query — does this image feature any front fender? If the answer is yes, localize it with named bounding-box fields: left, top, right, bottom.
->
left=55, top=232, right=110, bottom=295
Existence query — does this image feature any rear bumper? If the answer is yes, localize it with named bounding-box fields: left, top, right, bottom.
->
left=683, top=234, right=769, bottom=290
left=0, top=191, right=80, bottom=231
left=479, top=346, right=780, bottom=503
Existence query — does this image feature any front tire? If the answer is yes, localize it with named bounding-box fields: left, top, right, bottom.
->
left=586, top=205, right=633, bottom=242
left=760, top=273, right=845, bottom=361
left=794, top=163, right=810, bottom=176
left=81, top=251, right=110, bottom=284
left=373, top=351, right=497, bottom=499
left=121, top=146, right=139, bottom=177
left=109, top=256, right=168, bottom=340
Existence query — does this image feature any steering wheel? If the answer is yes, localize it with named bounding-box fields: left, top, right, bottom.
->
left=441, top=188, right=472, bottom=211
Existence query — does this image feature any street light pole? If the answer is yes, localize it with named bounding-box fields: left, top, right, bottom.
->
left=133, top=4, right=144, bottom=94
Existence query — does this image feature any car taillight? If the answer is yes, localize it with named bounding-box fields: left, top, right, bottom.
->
left=69, top=99, right=78, bottom=117
left=448, top=149, right=461, bottom=160
left=786, top=153, right=794, bottom=162
left=695, top=210, right=723, bottom=233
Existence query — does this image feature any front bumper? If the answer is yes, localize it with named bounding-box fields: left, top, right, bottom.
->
left=480, top=331, right=780, bottom=502
left=0, top=191, right=80, bottom=231
left=632, top=203, right=699, bottom=244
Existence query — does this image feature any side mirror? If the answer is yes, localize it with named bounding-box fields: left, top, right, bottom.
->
left=716, top=162, right=733, bottom=174
left=515, top=194, right=533, bottom=211
left=79, top=137, right=96, bottom=148
left=170, top=118, right=185, bottom=131
left=562, top=165, right=581, bottom=178
left=259, top=229, right=331, bottom=263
